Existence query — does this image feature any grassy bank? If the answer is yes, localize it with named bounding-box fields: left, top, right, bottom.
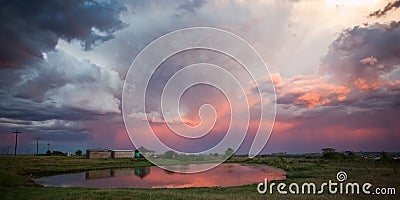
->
left=0, top=155, right=399, bottom=199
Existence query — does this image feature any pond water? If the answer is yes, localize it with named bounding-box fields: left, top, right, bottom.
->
left=35, top=163, right=285, bottom=188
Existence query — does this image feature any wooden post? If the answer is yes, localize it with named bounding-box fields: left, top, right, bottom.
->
left=13, top=129, right=21, bottom=156
left=35, top=138, right=40, bottom=155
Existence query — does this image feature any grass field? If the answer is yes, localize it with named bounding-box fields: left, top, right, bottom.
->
left=0, top=155, right=398, bottom=199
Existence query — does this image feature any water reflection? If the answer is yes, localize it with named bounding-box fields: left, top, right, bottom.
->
left=36, top=164, right=285, bottom=188
left=85, top=167, right=150, bottom=180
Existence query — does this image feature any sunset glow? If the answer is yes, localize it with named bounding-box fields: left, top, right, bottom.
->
left=0, top=0, right=399, bottom=155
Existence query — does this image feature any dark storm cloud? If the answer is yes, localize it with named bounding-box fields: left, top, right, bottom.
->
left=0, top=49, right=122, bottom=113
left=0, top=48, right=123, bottom=140
left=369, top=0, right=400, bottom=17
left=0, top=96, right=105, bottom=122
left=0, top=0, right=126, bottom=68
left=0, top=117, right=86, bottom=134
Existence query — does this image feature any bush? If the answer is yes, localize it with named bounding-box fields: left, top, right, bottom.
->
left=163, top=150, right=177, bottom=159
left=75, top=149, right=82, bottom=156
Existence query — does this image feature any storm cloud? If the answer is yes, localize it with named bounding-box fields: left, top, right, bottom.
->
left=318, top=21, right=400, bottom=110
left=321, top=21, right=400, bottom=83
left=0, top=0, right=126, bottom=68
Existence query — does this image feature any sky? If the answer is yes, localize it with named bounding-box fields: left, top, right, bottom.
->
left=0, top=0, right=399, bottom=155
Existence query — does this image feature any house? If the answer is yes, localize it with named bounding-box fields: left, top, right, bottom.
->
left=86, top=146, right=155, bottom=159
left=86, top=149, right=111, bottom=159
left=111, top=150, right=135, bottom=158
left=135, top=146, right=155, bottom=158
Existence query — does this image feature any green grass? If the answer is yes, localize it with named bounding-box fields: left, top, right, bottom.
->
left=0, top=155, right=399, bottom=199
left=0, top=155, right=151, bottom=178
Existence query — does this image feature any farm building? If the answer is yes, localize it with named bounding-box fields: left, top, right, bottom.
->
left=135, top=146, right=155, bottom=158
left=86, top=146, right=155, bottom=159
left=86, top=149, right=111, bottom=159
left=111, top=150, right=135, bottom=158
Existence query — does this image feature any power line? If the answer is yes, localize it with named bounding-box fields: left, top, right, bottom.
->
left=12, top=129, right=21, bottom=156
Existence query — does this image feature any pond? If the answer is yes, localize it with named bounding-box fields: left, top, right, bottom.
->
left=35, top=163, right=285, bottom=188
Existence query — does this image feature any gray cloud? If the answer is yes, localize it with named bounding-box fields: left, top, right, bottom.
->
left=0, top=0, right=126, bottom=68
left=0, top=118, right=85, bottom=134
left=6, top=50, right=123, bottom=114
left=321, top=21, right=400, bottom=84
left=175, top=0, right=205, bottom=17
left=0, top=48, right=124, bottom=152
left=0, top=96, right=101, bottom=122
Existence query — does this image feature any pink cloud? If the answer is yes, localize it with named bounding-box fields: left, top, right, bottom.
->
left=359, top=56, right=378, bottom=65
left=270, top=73, right=350, bottom=109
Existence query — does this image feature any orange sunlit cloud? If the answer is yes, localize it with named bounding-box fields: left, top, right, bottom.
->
left=268, top=73, right=351, bottom=109
left=295, top=92, right=326, bottom=109
left=354, top=78, right=382, bottom=92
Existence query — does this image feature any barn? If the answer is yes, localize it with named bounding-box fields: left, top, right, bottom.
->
left=86, top=149, right=111, bottom=159
left=111, top=150, right=135, bottom=158
left=86, top=147, right=154, bottom=159
left=135, top=146, right=155, bottom=158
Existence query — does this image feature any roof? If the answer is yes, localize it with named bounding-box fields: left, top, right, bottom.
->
left=112, top=150, right=135, bottom=152
left=137, top=146, right=155, bottom=153
left=87, top=149, right=111, bottom=152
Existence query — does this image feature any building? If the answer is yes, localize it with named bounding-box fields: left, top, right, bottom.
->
left=135, top=146, right=155, bottom=158
left=86, top=149, right=111, bottom=159
left=111, top=150, right=135, bottom=158
left=86, top=147, right=155, bottom=159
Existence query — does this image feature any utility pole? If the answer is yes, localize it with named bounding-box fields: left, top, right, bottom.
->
left=35, top=138, right=40, bottom=155
left=12, top=129, right=21, bottom=156
left=47, top=143, right=50, bottom=151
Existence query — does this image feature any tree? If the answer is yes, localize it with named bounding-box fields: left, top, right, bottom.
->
left=380, top=151, right=390, bottom=161
left=322, top=148, right=335, bottom=153
left=224, top=148, right=234, bottom=159
left=51, top=150, right=65, bottom=156
left=46, top=150, right=51, bottom=155
left=163, top=150, right=177, bottom=159
left=321, top=148, right=336, bottom=159
left=75, top=149, right=82, bottom=156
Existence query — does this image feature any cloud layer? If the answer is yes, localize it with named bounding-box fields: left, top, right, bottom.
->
left=0, top=0, right=399, bottom=154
